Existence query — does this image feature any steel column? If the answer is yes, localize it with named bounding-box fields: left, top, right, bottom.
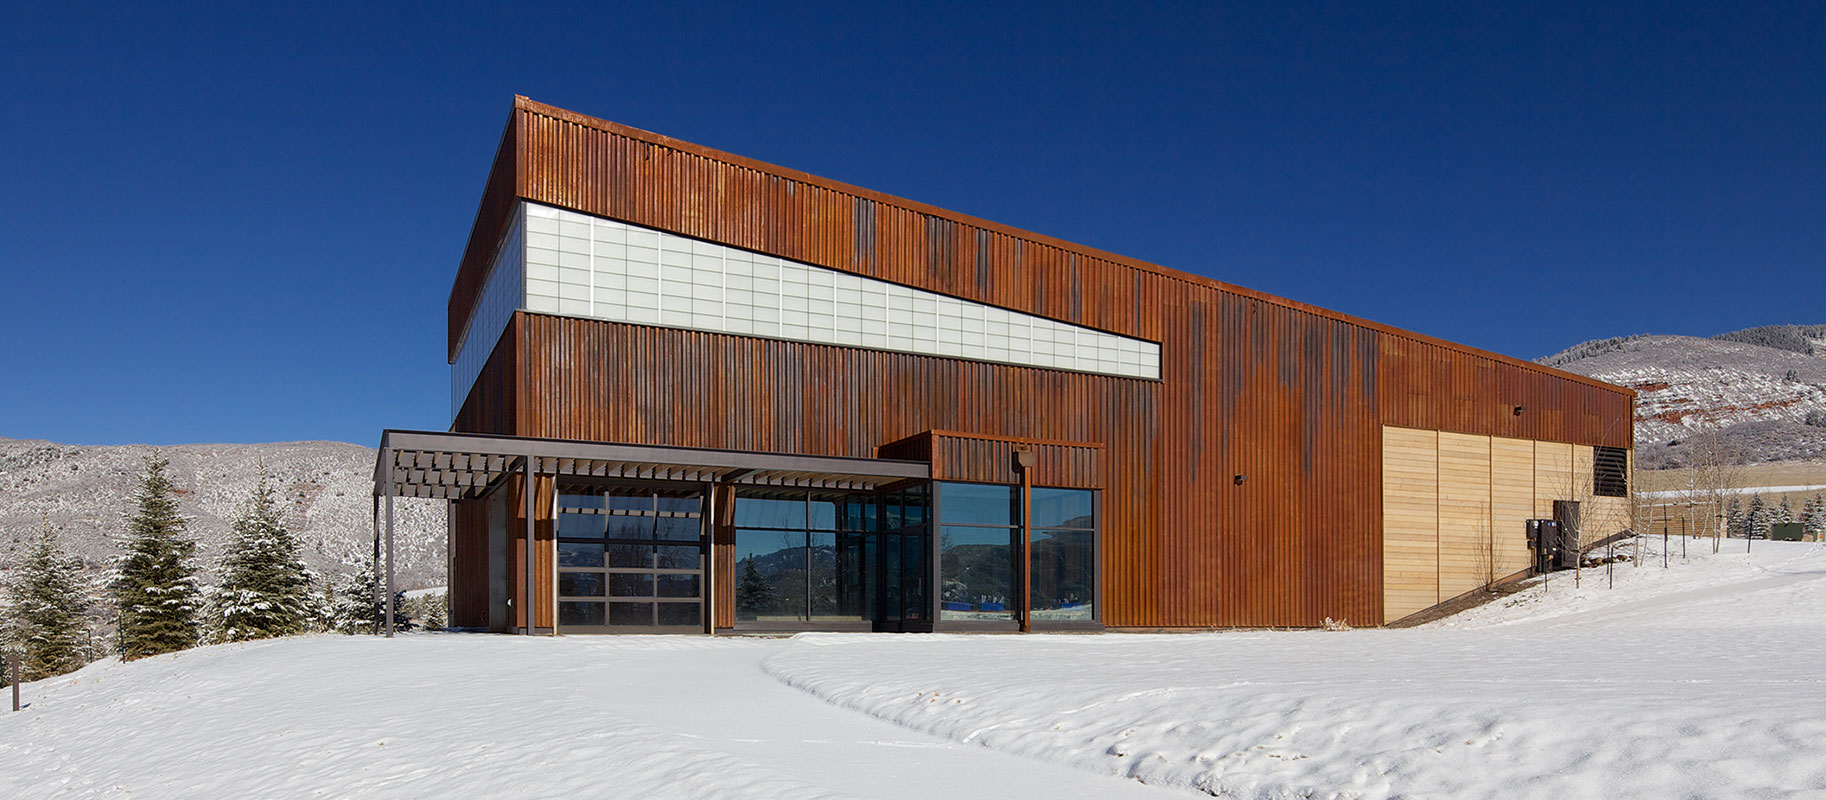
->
left=371, top=493, right=381, bottom=636
left=523, top=455, right=536, bottom=635
left=384, top=473, right=396, bottom=639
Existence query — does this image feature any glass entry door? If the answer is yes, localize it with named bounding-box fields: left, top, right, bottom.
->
left=556, top=486, right=705, bottom=633
left=876, top=485, right=932, bottom=631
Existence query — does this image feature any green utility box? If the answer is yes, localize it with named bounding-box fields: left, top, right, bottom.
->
left=1769, top=522, right=1804, bottom=542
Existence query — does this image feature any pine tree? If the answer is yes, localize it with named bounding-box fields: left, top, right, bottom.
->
left=1, top=519, right=92, bottom=682
left=1744, top=495, right=1766, bottom=538
left=113, top=455, right=203, bottom=660
left=735, top=557, right=777, bottom=615
left=1804, top=494, right=1826, bottom=541
left=1725, top=498, right=1743, bottom=538
left=324, top=553, right=409, bottom=635
left=210, top=474, right=318, bottom=642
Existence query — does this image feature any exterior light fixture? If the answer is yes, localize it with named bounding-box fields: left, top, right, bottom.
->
left=1513, top=405, right=1525, bottom=416
left=1234, top=474, right=1247, bottom=485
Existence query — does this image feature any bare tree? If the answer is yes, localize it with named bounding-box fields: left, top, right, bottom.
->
left=1682, top=427, right=1744, bottom=554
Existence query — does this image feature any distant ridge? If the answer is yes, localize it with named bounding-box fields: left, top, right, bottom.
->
left=0, top=437, right=444, bottom=588
left=1538, top=324, right=1826, bottom=467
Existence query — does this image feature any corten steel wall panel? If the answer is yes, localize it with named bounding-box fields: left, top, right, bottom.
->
left=513, top=313, right=1168, bottom=625
left=882, top=431, right=1103, bottom=488
left=449, top=120, right=523, bottom=360
left=449, top=497, right=490, bottom=628
left=444, top=97, right=1636, bottom=628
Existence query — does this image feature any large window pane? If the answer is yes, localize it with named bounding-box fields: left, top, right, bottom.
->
left=559, top=601, right=604, bottom=627
left=559, top=542, right=604, bottom=568
left=654, top=516, right=700, bottom=541
left=558, top=572, right=605, bottom=598
left=558, top=491, right=604, bottom=510
left=609, top=573, right=654, bottom=598
left=734, top=529, right=807, bottom=622
left=557, top=512, right=606, bottom=538
left=608, top=544, right=651, bottom=568
left=609, top=602, right=653, bottom=626
left=1031, top=529, right=1095, bottom=621
left=734, top=496, right=805, bottom=529
left=1031, top=488, right=1094, bottom=529
left=939, top=525, right=1014, bottom=620
left=606, top=516, right=654, bottom=539
left=607, top=493, right=652, bottom=512
left=939, top=483, right=1018, bottom=527
left=808, top=532, right=868, bottom=621
left=808, top=498, right=839, bottom=531
left=654, top=545, right=701, bottom=570
left=657, top=574, right=700, bottom=599
left=657, top=602, right=702, bottom=627
left=655, top=494, right=700, bottom=513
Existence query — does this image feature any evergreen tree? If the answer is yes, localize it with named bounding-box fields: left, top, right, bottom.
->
left=1, top=519, right=92, bottom=682
left=1803, top=494, right=1825, bottom=541
left=1725, top=498, right=1743, bottom=537
left=324, top=553, right=409, bottom=635
left=735, top=557, right=777, bottom=615
left=1776, top=496, right=1795, bottom=527
left=1744, top=495, right=1767, bottom=538
left=112, top=455, right=203, bottom=660
left=209, top=474, right=318, bottom=642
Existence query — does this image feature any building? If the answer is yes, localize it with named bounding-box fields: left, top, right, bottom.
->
left=372, top=96, right=1634, bottom=635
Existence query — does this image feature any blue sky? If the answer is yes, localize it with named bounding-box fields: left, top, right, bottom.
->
left=3, top=2, right=1820, bottom=446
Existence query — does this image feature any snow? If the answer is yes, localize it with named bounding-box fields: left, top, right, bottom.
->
left=4, top=540, right=1824, bottom=798
left=1640, top=484, right=1826, bottom=499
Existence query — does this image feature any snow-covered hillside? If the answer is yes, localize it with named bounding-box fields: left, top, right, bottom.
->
left=2, top=539, right=1821, bottom=798
left=1540, top=326, right=1826, bottom=465
left=0, top=438, right=444, bottom=589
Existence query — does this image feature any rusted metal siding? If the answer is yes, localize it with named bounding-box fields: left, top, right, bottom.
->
left=879, top=431, right=1103, bottom=489
left=448, top=497, right=489, bottom=628
left=447, top=118, right=523, bottom=360
left=442, top=96, right=1635, bottom=628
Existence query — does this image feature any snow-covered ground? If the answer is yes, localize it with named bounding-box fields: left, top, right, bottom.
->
left=3, top=540, right=1823, bottom=798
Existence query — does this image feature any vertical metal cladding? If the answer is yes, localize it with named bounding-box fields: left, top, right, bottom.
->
left=445, top=97, right=1633, bottom=628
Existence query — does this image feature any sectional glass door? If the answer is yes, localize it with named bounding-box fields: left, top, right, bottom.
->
left=556, top=486, right=705, bottom=633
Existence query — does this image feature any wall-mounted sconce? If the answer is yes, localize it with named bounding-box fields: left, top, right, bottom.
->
left=1233, top=474, right=1247, bottom=485
left=1513, top=405, right=1525, bottom=416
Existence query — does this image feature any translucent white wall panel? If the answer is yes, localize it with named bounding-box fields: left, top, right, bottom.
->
left=451, top=208, right=524, bottom=416
left=521, top=203, right=1160, bottom=379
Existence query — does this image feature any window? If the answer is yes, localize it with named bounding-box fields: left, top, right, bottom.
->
left=938, top=483, right=1020, bottom=622
left=1594, top=446, right=1628, bottom=498
left=1029, top=488, right=1096, bottom=622
left=733, top=490, right=873, bottom=624
left=555, top=486, right=703, bottom=630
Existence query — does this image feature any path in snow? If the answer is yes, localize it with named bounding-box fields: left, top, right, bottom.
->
left=0, top=634, right=1185, bottom=799
left=764, top=540, right=1826, bottom=799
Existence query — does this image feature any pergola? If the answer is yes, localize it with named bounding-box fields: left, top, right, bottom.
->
left=369, top=429, right=930, bottom=635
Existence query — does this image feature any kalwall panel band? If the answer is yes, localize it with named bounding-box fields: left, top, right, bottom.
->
left=519, top=202, right=1160, bottom=379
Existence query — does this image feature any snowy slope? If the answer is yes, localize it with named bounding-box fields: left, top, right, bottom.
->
left=3, top=540, right=1821, bottom=799
left=0, top=437, right=444, bottom=589
left=1538, top=330, right=1826, bottom=464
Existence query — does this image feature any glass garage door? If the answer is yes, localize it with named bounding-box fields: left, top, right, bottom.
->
left=556, top=486, right=705, bottom=633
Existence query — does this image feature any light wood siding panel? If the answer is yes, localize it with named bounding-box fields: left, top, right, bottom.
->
left=1490, top=437, right=1536, bottom=576
left=1382, top=427, right=1439, bottom=621
left=1534, top=441, right=1575, bottom=518
left=1437, top=432, right=1493, bottom=598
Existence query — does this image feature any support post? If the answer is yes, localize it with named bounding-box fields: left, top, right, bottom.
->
left=703, top=481, right=716, bottom=635
left=384, top=470, right=396, bottom=639
left=10, top=654, right=19, bottom=712
left=1014, top=449, right=1036, bottom=633
left=523, top=456, right=536, bottom=635
left=371, top=494, right=381, bottom=636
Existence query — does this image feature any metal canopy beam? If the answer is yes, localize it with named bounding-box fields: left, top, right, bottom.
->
left=372, top=429, right=930, bottom=501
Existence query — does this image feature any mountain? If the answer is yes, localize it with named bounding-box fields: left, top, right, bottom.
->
left=1539, top=324, right=1826, bottom=467
left=0, top=437, right=445, bottom=589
